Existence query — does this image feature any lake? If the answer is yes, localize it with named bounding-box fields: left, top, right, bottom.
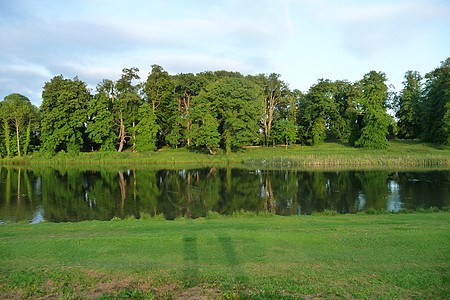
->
left=0, top=165, right=448, bottom=223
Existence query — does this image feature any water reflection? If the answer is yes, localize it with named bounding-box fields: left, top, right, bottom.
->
left=0, top=166, right=448, bottom=223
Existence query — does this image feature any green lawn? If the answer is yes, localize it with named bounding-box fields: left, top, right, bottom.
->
left=1, top=213, right=449, bottom=299
left=1, top=140, right=449, bottom=166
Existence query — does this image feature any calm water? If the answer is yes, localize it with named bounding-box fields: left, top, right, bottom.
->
left=0, top=166, right=448, bottom=223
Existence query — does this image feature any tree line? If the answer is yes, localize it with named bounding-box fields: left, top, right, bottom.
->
left=0, top=58, right=448, bottom=158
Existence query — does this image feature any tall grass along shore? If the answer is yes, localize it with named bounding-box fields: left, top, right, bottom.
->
left=1, top=140, right=449, bottom=167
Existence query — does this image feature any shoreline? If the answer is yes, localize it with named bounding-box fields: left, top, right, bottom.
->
left=1, top=141, right=449, bottom=167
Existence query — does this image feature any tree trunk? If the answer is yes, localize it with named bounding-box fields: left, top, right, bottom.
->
left=207, top=146, right=216, bottom=155
left=23, top=120, right=31, bottom=156
left=118, top=112, right=125, bottom=152
left=3, top=120, right=11, bottom=158
left=184, top=91, right=191, bottom=146
left=15, top=122, right=21, bottom=157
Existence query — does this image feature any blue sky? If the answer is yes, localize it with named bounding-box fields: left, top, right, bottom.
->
left=1, top=0, right=449, bottom=106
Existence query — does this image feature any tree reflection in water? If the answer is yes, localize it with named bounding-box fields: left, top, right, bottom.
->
left=0, top=166, right=448, bottom=223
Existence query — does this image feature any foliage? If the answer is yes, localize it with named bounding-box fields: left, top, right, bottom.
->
left=0, top=94, right=38, bottom=157
left=134, top=104, right=160, bottom=151
left=169, top=72, right=203, bottom=147
left=353, top=71, right=391, bottom=149
left=202, top=77, right=263, bottom=153
left=250, top=73, right=290, bottom=145
left=421, top=58, right=450, bottom=145
left=189, top=112, right=220, bottom=154
left=86, top=93, right=116, bottom=151
left=272, top=118, right=297, bottom=146
left=2, top=59, right=449, bottom=156
left=40, top=76, right=90, bottom=155
left=114, top=67, right=142, bottom=152
left=396, top=71, right=423, bottom=139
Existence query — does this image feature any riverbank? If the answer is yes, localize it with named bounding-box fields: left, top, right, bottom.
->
left=1, top=140, right=449, bottom=166
left=1, top=212, right=449, bottom=299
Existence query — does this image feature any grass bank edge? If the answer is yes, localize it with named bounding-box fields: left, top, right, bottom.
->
left=1, top=141, right=449, bottom=166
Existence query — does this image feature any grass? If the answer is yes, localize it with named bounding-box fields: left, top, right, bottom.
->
left=1, top=140, right=449, bottom=166
left=1, top=212, right=449, bottom=299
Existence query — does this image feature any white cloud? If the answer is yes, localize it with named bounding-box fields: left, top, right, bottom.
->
left=300, top=0, right=450, bottom=59
left=1, top=0, right=448, bottom=103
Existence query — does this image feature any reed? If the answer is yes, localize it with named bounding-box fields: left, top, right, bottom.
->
left=1, top=140, right=449, bottom=167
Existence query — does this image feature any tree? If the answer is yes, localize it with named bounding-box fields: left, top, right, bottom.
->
left=329, top=80, right=354, bottom=141
left=297, top=79, right=337, bottom=145
left=189, top=101, right=220, bottom=154
left=21, top=102, right=39, bottom=156
left=0, top=101, right=11, bottom=158
left=421, top=58, right=450, bottom=145
left=203, top=77, right=263, bottom=154
left=145, top=65, right=174, bottom=113
left=272, top=118, right=297, bottom=147
left=0, top=94, right=37, bottom=157
left=396, top=71, right=423, bottom=139
left=170, top=73, right=202, bottom=147
left=114, top=67, right=142, bottom=152
left=143, top=65, right=173, bottom=147
left=40, top=76, right=90, bottom=154
left=250, top=73, right=289, bottom=145
left=272, top=89, right=300, bottom=146
left=134, top=104, right=160, bottom=152
left=352, top=71, right=391, bottom=149
left=86, top=93, right=116, bottom=151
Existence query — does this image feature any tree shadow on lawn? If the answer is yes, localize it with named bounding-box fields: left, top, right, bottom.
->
left=182, top=231, right=249, bottom=288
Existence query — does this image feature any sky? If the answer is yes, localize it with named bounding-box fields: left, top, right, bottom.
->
left=1, top=0, right=449, bottom=106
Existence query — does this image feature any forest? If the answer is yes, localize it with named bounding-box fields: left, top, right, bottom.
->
left=0, top=58, right=448, bottom=158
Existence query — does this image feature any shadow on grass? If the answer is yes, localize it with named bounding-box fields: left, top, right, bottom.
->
left=182, top=231, right=249, bottom=288
left=182, top=234, right=199, bottom=287
left=218, top=233, right=249, bottom=284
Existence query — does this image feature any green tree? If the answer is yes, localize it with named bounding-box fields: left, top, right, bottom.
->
left=169, top=73, right=202, bottom=147
left=421, top=58, right=450, bottom=145
left=352, top=71, right=391, bottom=149
left=0, top=101, right=12, bottom=158
left=202, top=77, right=263, bottom=154
left=144, top=65, right=173, bottom=146
left=114, top=67, right=142, bottom=152
left=0, top=94, right=37, bottom=157
left=272, top=118, right=297, bottom=147
left=298, top=79, right=337, bottom=145
left=40, top=76, right=90, bottom=154
left=135, top=104, right=160, bottom=151
left=255, top=73, right=289, bottom=145
left=86, top=93, right=116, bottom=151
left=272, top=90, right=300, bottom=146
left=328, top=80, right=354, bottom=141
left=396, top=71, right=423, bottom=139
left=189, top=101, right=220, bottom=154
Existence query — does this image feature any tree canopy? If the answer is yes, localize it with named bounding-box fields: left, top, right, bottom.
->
left=1, top=58, right=448, bottom=158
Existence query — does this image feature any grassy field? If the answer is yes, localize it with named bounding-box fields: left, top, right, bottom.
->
left=1, top=140, right=449, bottom=166
left=1, top=212, right=449, bottom=299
